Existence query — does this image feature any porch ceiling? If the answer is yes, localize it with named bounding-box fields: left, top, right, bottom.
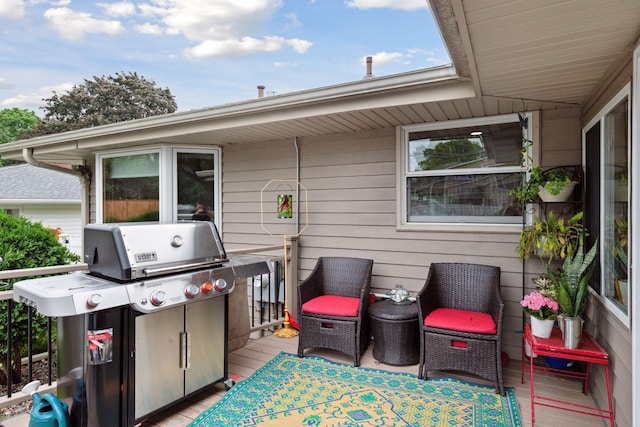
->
left=433, top=0, right=640, bottom=108
left=0, top=0, right=638, bottom=165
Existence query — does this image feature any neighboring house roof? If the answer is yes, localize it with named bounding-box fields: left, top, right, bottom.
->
left=0, top=164, right=80, bottom=202
left=0, top=0, right=638, bottom=162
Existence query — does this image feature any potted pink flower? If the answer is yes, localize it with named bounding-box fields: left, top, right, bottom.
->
left=521, top=291, right=558, bottom=338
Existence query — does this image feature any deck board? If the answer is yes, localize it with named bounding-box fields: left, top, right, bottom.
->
left=142, top=333, right=606, bottom=427
left=0, top=333, right=606, bottom=426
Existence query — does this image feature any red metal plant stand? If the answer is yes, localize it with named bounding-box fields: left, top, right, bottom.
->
left=521, top=323, right=614, bottom=427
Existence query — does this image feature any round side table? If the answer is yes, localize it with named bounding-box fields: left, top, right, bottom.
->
left=368, top=300, right=419, bottom=366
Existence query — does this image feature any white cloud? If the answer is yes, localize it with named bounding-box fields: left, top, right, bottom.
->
left=44, top=8, right=125, bottom=40
left=135, top=22, right=163, bottom=35
left=0, top=0, right=25, bottom=20
left=286, top=38, right=312, bottom=54
left=133, top=0, right=312, bottom=58
left=284, top=12, right=301, bottom=30
left=367, top=51, right=403, bottom=66
left=185, top=35, right=287, bottom=58
left=97, top=1, right=136, bottom=18
left=345, top=0, right=428, bottom=10
left=1, top=82, right=74, bottom=113
left=0, top=77, right=13, bottom=89
left=136, top=0, right=285, bottom=41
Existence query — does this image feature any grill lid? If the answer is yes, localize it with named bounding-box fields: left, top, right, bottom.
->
left=84, top=222, right=227, bottom=281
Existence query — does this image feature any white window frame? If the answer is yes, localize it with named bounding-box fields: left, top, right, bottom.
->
left=583, top=83, right=631, bottom=327
left=397, top=113, right=533, bottom=231
left=172, top=147, right=221, bottom=227
left=96, top=145, right=221, bottom=226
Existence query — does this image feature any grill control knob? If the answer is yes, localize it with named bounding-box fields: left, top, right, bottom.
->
left=201, top=282, right=213, bottom=294
left=86, top=294, right=102, bottom=308
left=184, top=284, right=200, bottom=298
left=213, top=278, right=227, bottom=292
left=150, top=291, right=167, bottom=306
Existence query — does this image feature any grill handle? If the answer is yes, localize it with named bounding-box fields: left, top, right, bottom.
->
left=141, top=259, right=228, bottom=277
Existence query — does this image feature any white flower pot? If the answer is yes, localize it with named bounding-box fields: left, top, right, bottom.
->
left=538, top=181, right=576, bottom=202
left=530, top=316, right=554, bottom=338
left=525, top=341, right=537, bottom=358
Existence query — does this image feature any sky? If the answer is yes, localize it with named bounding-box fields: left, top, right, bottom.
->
left=0, top=0, right=450, bottom=116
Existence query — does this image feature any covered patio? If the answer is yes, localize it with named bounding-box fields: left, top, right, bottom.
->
left=0, top=1, right=638, bottom=426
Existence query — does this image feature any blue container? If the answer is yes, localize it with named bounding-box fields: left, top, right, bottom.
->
left=545, top=356, right=573, bottom=369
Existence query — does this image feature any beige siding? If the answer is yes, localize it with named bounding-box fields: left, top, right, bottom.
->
left=221, top=118, right=584, bottom=362
left=540, top=108, right=581, bottom=167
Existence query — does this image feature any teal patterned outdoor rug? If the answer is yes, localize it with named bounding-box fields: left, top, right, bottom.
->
left=190, top=352, right=522, bottom=426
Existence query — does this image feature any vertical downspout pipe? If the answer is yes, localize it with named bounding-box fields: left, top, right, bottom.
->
left=294, top=137, right=300, bottom=234
left=22, top=148, right=91, bottom=240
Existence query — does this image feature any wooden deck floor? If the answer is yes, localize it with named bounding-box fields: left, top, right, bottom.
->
left=144, top=333, right=608, bottom=427
left=1, top=333, right=608, bottom=427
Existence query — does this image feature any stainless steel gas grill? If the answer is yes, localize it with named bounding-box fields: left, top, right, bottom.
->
left=13, top=222, right=270, bottom=427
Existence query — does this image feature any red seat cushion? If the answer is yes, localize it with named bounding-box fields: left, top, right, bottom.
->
left=302, top=295, right=360, bottom=317
left=424, top=308, right=496, bottom=334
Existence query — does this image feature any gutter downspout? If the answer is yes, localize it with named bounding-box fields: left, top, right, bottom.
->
left=22, top=148, right=92, bottom=246
left=294, top=137, right=300, bottom=234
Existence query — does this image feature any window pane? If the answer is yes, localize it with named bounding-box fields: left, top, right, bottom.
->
left=408, top=173, right=522, bottom=223
left=603, top=97, right=629, bottom=313
left=103, top=153, right=159, bottom=222
left=176, top=152, right=215, bottom=222
left=408, top=122, right=522, bottom=172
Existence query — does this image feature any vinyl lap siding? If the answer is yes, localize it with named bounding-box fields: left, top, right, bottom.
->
left=221, top=128, right=527, bottom=360
left=18, top=204, right=82, bottom=256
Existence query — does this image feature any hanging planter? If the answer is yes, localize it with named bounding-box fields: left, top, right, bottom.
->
left=510, top=166, right=578, bottom=204
left=538, top=181, right=577, bottom=202
left=516, top=211, right=585, bottom=263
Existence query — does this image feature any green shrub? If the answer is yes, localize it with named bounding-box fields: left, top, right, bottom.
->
left=0, top=210, right=80, bottom=384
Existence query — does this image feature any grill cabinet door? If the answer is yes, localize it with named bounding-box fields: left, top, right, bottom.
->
left=185, top=296, right=226, bottom=394
left=134, top=306, right=184, bottom=419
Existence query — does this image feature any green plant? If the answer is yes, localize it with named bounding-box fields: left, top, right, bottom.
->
left=613, top=217, right=628, bottom=279
left=510, top=166, right=574, bottom=204
left=0, top=211, right=80, bottom=385
left=547, top=238, right=599, bottom=318
left=517, top=211, right=585, bottom=262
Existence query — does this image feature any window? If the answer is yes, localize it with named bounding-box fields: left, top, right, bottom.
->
left=583, top=85, right=630, bottom=325
left=400, top=114, right=528, bottom=225
left=97, top=146, right=220, bottom=225
left=174, top=149, right=218, bottom=223
left=101, top=150, right=160, bottom=223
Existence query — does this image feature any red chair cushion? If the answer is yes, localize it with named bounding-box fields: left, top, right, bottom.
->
left=302, top=295, right=360, bottom=317
left=424, top=308, right=496, bottom=334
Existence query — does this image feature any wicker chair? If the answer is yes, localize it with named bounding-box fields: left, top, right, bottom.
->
left=416, top=262, right=505, bottom=395
left=297, top=257, right=374, bottom=367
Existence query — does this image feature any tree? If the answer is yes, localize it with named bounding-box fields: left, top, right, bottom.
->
left=0, top=211, right=80, bottom=385
left=22, top=71, right=177, bottom=137
left=0, top=108, right=39, bottom=166
left=419, top=138, right=486, bottom=170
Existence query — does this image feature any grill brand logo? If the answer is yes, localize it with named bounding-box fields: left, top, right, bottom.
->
left=135, top=252, right=158, bottom=263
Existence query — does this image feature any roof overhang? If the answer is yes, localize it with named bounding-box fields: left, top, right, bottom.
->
left=0, top=66, right=473, bottom=163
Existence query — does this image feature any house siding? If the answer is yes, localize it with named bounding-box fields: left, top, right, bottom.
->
left=221, top=118, right=582, bottom=362
left=6, top=203, right=82, bottom=256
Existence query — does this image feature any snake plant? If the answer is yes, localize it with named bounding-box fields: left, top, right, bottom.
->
left=547, top=238, right=599, bottom=318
